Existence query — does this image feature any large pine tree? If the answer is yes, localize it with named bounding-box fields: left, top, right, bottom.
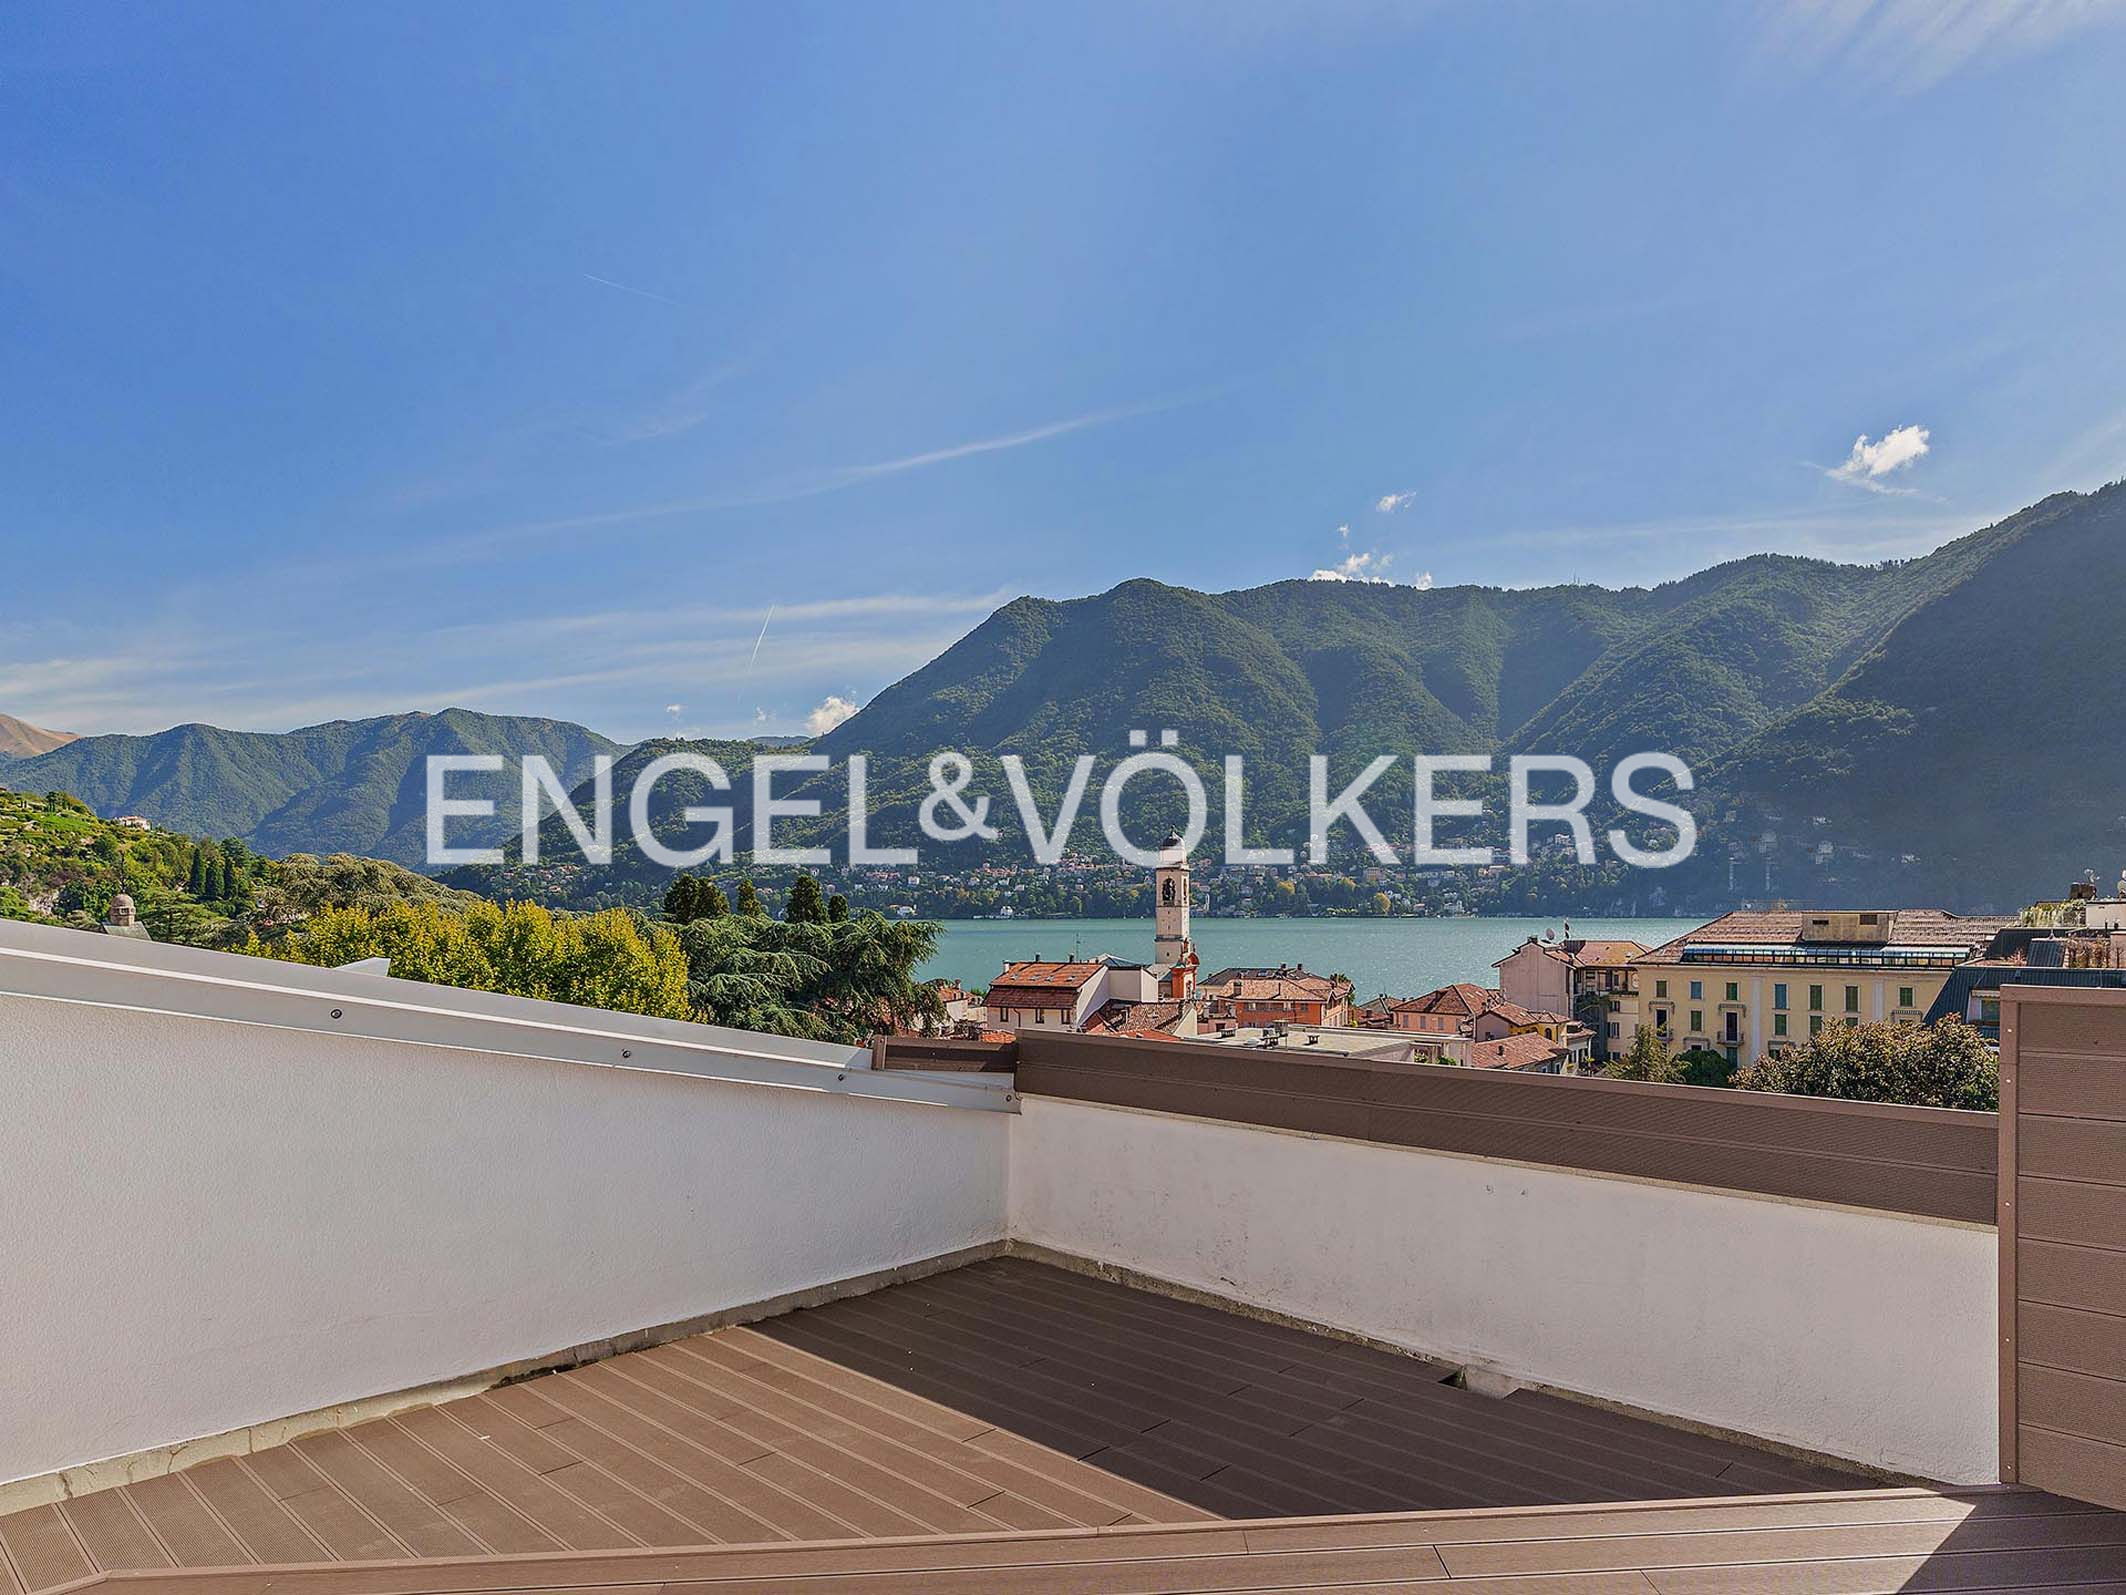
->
left=785, top=873, right=826, bottom=924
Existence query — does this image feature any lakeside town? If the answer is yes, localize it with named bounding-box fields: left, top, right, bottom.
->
left=918, top=832, right=2126, bottom=1086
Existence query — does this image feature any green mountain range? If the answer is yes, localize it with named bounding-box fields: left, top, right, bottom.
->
left=0, top=709, right=623, bottom=867
left=478, top=482, right=2125, bottom=914
left=12, top=484, right=2121, bottom=913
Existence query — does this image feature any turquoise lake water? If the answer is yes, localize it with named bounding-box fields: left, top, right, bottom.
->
left=917, top=915, right=1693, bottom=999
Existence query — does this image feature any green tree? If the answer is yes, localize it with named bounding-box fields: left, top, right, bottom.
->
left=1737, top=1019, right=1997, bottom=1110
left=826, top=892, right=850, bottom=923
left=662, top=874, right=699, bottom=924
left=697, top=879, right=730, bottom=918
left=1674, top=1046, right=1737, bottom=1089
left=680, top=911, right=943, bottom=1043
left=734, top=878, right=767, bottom=917
left=1604, top=1025, right=1681, bottom=1084
left=188, top=847, right=210, bottom=897
left=785, top=873, right=827, bottom=924
left=260, top=899, right=689, bottom=1020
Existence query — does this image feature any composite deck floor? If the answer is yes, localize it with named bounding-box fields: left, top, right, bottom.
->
left=15, top=1257, right=2099, bottom=1595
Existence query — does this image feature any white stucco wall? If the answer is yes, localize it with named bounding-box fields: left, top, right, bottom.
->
left=0, top=993, right=1009, bottom=1490
left=1009, top=1096, right=1998, bottom=1484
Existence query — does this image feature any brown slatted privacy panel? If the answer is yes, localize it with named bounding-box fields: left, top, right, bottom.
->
left=2002, top=987, right=2126, bottom=1510
left=1012, top=1028, right=1999, bottom=1222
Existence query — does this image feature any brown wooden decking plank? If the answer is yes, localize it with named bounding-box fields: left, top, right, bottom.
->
left=597, top=1354, right=1002, bottom=1533
left=531, top=1416, right=782, bottom=1546
left=1646, top=1545, right=2126, bottom=1593
left=897, top=1428, right=1156, bottom=1527
left=443, top=1399, right=583, bottom=1476
left=389, top=1409, right=635, bottom=1552
left=180, top=1458, right=330, bottom=1566
left=736, top=1449, right=937, bottom=1539
left=0, top=1505, right=95, bottom=1593
left=757, top=1313, right=1137, bottom=1460
left=479, top=1383, right=575, bottom=1431
left=1304, top=1392, right=1749, bottom=1505
left=184, top=1526, right=1260, bottom=1594
left=648, top=1343, right=1032, bottom=1513
left=437, top=1404, right=705, bottom=1549
left=962, top=1262, right=1799, bottom=1499
left=625, top=1361, right=1007, bottom=1539
left=1439, top=1510, right=2126, bottom=1577
left=971, top=1259, right=1461, bottom=1387
left=887, top=1275, right=1278, bottom=1408
left=1152, top=1405, right=1523, bottom=1515
left=681, top=1326, right=1160, bottom=1485
left=964, top=1490, right=1080, bottom=1532
left=0, top=1527, right=22, bottom=1595
left=526, top=1372, right=846, bottom=1543
left=778, top=1290, right=1171, bottom=1440
left=1239, top=1493, right=2094, bottom=1553
left=959, top=1428, right=1219, bottom=1525
left=293, top=1431, right=488, bottom=1559
left=961, top=1262, right=1366, bottom=1385
left=60, top=1489, right=173, bottom=1572
left=712, top=1328, right=993, bottom=1442
left=341, top=1417, right=555, bottom=1557
left=651, top=1539, right=1455, bottom=1592
left=117, top=1475, right=251, bottom=1569
left=557, top=1366, right=773, bottom=1466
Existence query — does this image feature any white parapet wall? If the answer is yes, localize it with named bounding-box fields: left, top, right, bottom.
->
left=0, top=922, right=1012, bottom=1494
left=1009, top=1095, right=1999, bottom=1485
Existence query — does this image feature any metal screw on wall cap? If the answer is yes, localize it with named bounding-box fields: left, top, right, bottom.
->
left=329, top=1009, right=342, bottom=1020
left=621, top=1049, right=632, bottom=1059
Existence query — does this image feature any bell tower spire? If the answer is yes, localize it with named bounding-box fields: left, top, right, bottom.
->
left=1154, top=831, right=1196, bottom=998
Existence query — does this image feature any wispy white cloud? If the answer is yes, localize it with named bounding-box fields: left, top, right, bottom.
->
left=1374, top=490, right=1417, bottom=513
left=805, top=695, right=861, bottom=735
left=279, top=400, right=1187, bottom=585
left=1759, top=0, right=2126, bottom=90
left=581, top=272, right=683, bottom=307
left=1826, top=423, right=1931, bottom=492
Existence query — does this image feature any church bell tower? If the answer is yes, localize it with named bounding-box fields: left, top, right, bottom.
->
left=1154, top=831, right=1196, bottom=997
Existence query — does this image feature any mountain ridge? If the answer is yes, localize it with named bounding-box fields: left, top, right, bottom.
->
left=2, top=708, right=627, bottom=867
left=0, top=713, right=78, bottom=759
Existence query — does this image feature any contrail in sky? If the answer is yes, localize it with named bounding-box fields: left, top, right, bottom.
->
left=581, top=272, right=682, bottom=307
left=747, top=606, right=776, bottom=670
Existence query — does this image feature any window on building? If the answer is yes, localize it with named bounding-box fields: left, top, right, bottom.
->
left=1845, top=985, right=1860, bottom=1013
left=1773, top=982, right=1788, bottom=1009
left=1689, top=980, right=1703, bottom=1000
left=1774, top=1013, right=1788, bottom=1037
left=1653, top=1007, right=1670, bottom=1032
left=1725, top=981, right=1739, bottom=1002
left=1899, top=986, right=1915, bottom=1010
left=1809, top=984, right=1823, bottom=1011
left=1810, top=1015, right=1824, bottom=1036
left=1689, top=1009, right=1703, bottom=1032
left=1655, top=979, right=1668, bottom=998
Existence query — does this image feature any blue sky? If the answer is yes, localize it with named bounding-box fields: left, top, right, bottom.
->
left=5, top=0, right=2125, bottom=741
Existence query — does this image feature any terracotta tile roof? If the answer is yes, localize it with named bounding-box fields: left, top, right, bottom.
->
left=1475, top=997, right=1549, bottom=1028
left=1467, top=1032, right=1569, bottom=1071
left=1394, top=981, right=1499, bottom=1018
left=1200, top=966, right=1352, bottom=1002
left=1570, top=938, right=1648, bottom=964
left=1636, top=910, right=2013, bottom=964
left=1494, top=938, right=1648, bottom=970
left=1082, top=998, right=1188, bottom=1036
left=992, top=960, right=1106, bottom=988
